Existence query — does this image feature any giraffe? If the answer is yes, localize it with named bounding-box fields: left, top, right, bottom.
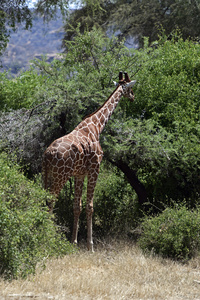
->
left=42, top=71, right=136, bottom=251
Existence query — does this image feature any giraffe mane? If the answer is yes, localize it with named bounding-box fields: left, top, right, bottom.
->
left=82, top=71, right=130, bottom=120
left=82, top=84, right=122, bottom=121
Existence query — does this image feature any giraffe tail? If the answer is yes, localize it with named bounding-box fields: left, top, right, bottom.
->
left=42, top=154, right=52, bottom=209
left=42, top=154, right=49, bottom=190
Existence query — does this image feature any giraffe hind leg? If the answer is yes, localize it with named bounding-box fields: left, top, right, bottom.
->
left=72, top=176, right=85, bottom=245
left=47, top=176, right=68, bottom=213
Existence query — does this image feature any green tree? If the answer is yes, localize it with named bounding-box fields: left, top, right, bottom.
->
left=103, top=32, right=200, bottom=208
left=62, top=0, right=115, bottom=44
left=0, top=0, right=32, bottom=57
left=139, top=205, right=200, bottom=260
left=111, top=0, right=200, bottom=45
left=63, top=0, right=200, bottom=48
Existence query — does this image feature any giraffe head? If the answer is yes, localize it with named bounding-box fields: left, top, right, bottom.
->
left=114, top=71, right=136, bottom=101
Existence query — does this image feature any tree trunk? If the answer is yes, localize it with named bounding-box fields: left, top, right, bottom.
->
left=109, top=159, right=148, bottom=207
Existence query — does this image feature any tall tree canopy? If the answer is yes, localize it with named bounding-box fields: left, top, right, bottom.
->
left=111, top=0, right=200, bottom=45
left=63, top=0, right=200, bottom=47
left=0, top=0, right=31, bottom=56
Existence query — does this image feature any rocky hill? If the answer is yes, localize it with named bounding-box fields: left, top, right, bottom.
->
left=1, top=11, right=66, bottom=75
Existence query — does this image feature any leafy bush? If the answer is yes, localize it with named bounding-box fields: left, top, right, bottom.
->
left=138, top=205, right=200, bottom=260
left=0, top=153, right=74, bottom=279
left=93, top=163, right=139, bottom=235
left=0, top=69, right=46, bottom=111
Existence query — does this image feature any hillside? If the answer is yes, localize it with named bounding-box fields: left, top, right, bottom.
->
left=1, top=11, right=66, bottom=75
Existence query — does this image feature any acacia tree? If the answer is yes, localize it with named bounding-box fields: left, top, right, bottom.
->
left=62, top=0, right=200, bottom=48
left=0, top=0, right=31, bottom=56
left=62, top=0, right=115, bottom=44
left=110, top=0, right=200, bottom=45
left=102, top=32, right=200, bottom=208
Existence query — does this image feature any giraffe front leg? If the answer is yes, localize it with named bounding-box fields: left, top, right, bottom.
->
left=72, top=176, right=84, bottom=245
left=86, top=201, right=94, bottom=252
left=86, top=171, right=99, bottom=252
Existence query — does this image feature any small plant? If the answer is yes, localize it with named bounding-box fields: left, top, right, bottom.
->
left=138, top=205, right=200, bottom=260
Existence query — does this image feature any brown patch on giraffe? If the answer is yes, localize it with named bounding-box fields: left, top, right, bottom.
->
left=58, top=166, right=65, bottom=173
left=52, top=166, right=58, bottom=174
left=65, top=166, right=73, bottom=174
left=55, top=151, right=63, bottom=160
left=51, top=140, right=60, bottom=148
left=56, top=159, right=64, bottom=168
left=99, top=115, right=105, bottom=125
left=108, top=103, right=114, bottom=112
left=82, top=126, right=90, bottom=136
left=90, top=154, right=98, bottom=164
left=92, top=115, right=98, bottom=125
left=88, top=132, right=96, bottom=143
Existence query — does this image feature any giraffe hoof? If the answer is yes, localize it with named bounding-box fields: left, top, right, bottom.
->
left=87, top=242, right=94, bottom=252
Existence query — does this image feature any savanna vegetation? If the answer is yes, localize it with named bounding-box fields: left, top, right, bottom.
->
left=0, top=0, right=200, bottom=280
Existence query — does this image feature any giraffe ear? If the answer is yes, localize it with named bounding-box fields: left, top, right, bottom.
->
left=126, top=80, right=136, bottom=88
left=113, top=81, right=119, bottom=87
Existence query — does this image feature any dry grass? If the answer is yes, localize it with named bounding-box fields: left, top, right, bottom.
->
left=0, top=240, right=200, bottom=300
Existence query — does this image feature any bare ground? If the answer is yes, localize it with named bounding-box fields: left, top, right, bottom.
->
left=0, top=240, right=200, bottom=300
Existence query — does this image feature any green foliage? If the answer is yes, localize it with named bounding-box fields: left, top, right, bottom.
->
left=104, top=31, right=200, bottom=205
left=93, top=163, right=139, bottom=235
left=0, top=69, right=47, bottom=110
left=63, top=0, right=200, bottom=48
left=63, top=0, right=115, bottom=44
left=134, top=32, right=200, bottom=126
left=109, top=0, right=200, bottom=46
left=0, top=0, right=32, bottom=57
left=0, top=10, right=8, bottom=57
left=0, top=26, right=135, bottom=175
left=63, top=26, right=133, bottom=102
left=0, top=153, right=74, bottom=279
left=138, top=205, right=200, bottom=260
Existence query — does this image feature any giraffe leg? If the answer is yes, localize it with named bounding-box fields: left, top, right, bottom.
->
left=48, top=178, right=66, bottom=213
left=72, top=176, right=85, bottom=245
left=86, top=170, right=99, bottom=252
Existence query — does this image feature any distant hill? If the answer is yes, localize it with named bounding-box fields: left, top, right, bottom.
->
left=0, top=9, right=137, bottom=76
left=1, top=10, right=66, bottom=75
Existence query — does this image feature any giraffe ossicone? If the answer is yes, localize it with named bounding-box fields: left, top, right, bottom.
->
left=42, top=72, right=136, bottom=251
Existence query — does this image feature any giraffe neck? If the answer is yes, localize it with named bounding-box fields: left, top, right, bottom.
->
left=84, top=85, right=124, bottom=138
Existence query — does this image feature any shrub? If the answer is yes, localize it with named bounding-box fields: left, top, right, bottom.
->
left=0, top=70, right=46, bottom=111
left=138, top=205, right=200, bottom=260
left=93, top=163, right=140, bottom=236
left=0, top=153, right=74, bottom=279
